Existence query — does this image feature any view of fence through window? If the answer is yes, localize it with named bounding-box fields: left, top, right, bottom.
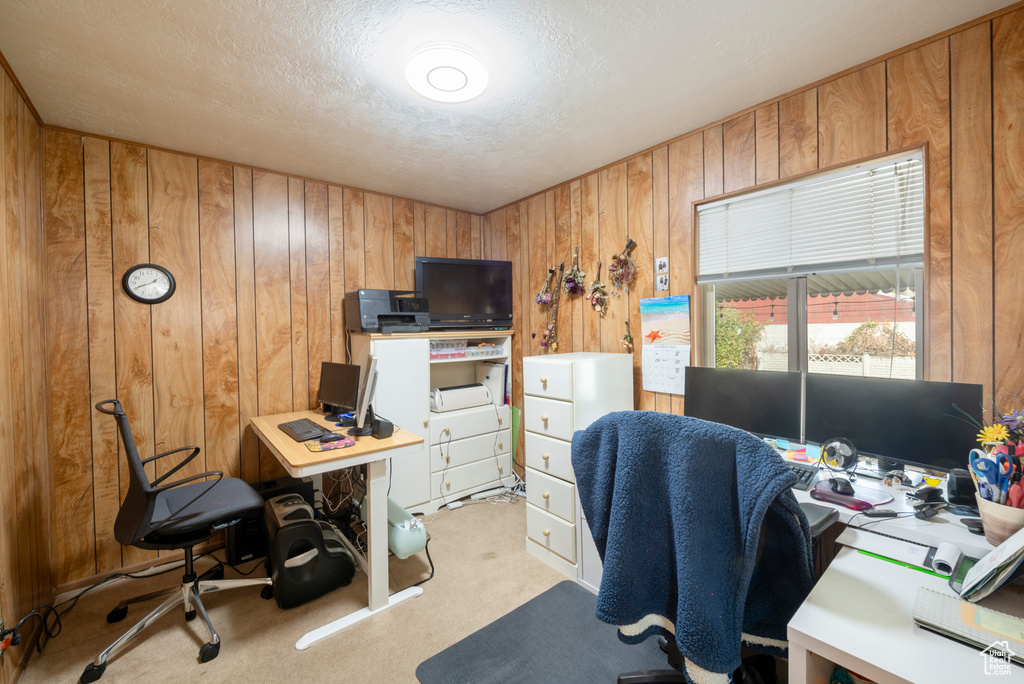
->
left=715, top=275, right=917, bottom=379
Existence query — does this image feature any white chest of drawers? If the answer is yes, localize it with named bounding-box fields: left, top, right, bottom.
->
left=522, top=352, right=633, bottom=589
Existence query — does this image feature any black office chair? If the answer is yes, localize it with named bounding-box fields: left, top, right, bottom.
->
left=80, top=400, right=273, bottom=684
left=572, top=412, right=840, bottom=684
left=618, top=501, right=838, bottom=684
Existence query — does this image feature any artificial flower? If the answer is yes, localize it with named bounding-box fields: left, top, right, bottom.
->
left=1000, top=409, right=1024, bottom=432
left=978, top=424, right=1010, bottom=444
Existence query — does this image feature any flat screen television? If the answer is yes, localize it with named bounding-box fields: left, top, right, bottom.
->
left=415, top=257, right=513, bottom=329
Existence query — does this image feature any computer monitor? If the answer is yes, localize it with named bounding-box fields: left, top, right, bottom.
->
left=803, top=374, right=983, bottom=473
left=348, top=355, right=379, bottom=437
left=683, top=366, right=803, bottom=442
left=318, top=362, right=360, bottom=421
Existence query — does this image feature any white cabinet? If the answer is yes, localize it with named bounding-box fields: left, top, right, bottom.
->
left=522, top=352, right=633, bottom=590
left=351, top=331, right=513, bottom=515
left=363, top=336, right=431, bottom=507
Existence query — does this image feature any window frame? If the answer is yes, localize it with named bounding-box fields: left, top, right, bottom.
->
left=694, top=146, right=929, bottom=379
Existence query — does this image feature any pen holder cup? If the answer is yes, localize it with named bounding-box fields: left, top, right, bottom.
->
left=976, top=494, right=1024, bottom=546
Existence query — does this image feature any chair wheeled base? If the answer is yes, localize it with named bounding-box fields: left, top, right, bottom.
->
left=79, top=548, right=272, bottom=683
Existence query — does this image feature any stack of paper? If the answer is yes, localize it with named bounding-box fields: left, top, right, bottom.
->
left=960, top=525, right=1024, bottom=602
left=836, top=527, right=932, bottom=568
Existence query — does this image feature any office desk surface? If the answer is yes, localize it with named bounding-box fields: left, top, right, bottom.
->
left=250, top=410, right=423, bottom=477
left=790, top=470, right=995, bottom=559
left=789, top=547, right=1024, bottom=684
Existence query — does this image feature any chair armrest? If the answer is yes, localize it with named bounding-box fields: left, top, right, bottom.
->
left=800, top=502, right=840, bottom=538
left=147, top=446, right=201, bottom=486
left=152, top=470, right=224, bottom=494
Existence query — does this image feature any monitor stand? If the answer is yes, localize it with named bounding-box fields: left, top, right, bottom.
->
left=853, top=458, right=887, bottom=480
left=347, top=405, right=376, bottom=437
left=324, top=405, right=356, bottom=426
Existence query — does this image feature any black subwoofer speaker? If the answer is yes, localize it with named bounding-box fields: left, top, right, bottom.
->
left=226, top=476, right=314, bottom=565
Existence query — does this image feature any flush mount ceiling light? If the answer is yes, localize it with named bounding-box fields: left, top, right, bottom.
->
left=405, top=45, right=488, bottom=103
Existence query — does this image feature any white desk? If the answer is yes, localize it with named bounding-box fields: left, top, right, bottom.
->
left=787, top=462, right=1023, bottom=683
left=250, top=410, right=425, bottom=650
left=789, top=465, right=995, bottom=559
left=789, top=547, right=1024, bottom=683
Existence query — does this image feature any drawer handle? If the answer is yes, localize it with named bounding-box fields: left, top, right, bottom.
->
left=498, top=465, right=504, bottom=472
left=445, top=481, right=451, bottom=489
left=498, top=417, right=503, bottom=425
left=423, top=419, right=429, bottom=428
left=443, top=427, right=450, bottom=435
left=540, top=376, right=548, bottom=385
left=542, top=453, right=550, bottom=461
left=543, top=529, right=550, bottom=537
left=445, top=455, right=450, bottom=463
left=498, top=442, right=503, bottom=449
left=541, top=415, right=549, bottom=422
left=542, top=492, right=550, bottom=499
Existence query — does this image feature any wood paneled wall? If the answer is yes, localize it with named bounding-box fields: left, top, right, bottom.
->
left=484, top=8, right=1024, bottom=442
left=11, top=1, right=1024, bottom=603
left=0, top=72, right=46, bottom=683
left=42, top=133, right=482, bottom=584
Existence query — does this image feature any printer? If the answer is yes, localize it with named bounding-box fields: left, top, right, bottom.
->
left=345, top=289, right=430, bottom=334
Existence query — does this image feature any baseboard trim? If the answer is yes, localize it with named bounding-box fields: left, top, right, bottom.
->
left=52, top=540, right=227, bottom=599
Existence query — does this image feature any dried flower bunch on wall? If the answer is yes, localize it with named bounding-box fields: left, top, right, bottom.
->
left=608, top=239, right=637, bottom=292
left=621, top=322, right=634, bottom=352
left=586, top=260, right=609, bottom=315
left=563, top=247, right=585, bottom=295
left=541, top=263, right=565, bottom=351
left=535, top=268, right=555, bottom=305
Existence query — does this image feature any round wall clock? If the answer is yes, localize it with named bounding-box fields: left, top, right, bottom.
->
left=122, top=263, right=176, bottom=304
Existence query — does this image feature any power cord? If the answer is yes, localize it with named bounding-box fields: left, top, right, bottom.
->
left=407, top=537, right=435, bottom=589
left=209, top=552, right=266, bottom=577
left=438, top=428, right=454, bottom=506
left=847, top=511, right=917, bottom=528
left=491, top=403, right=514, bottom=490
left=0, top=553, right=215, bottom=655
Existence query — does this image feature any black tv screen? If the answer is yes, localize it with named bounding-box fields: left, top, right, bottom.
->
left=416, top=257, right=513, bottom=329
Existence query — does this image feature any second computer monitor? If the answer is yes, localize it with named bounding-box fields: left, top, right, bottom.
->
left=318, top=362, right=360, bottom=420
left=348, top=355, right=378, bottom=436
left=684, top=366, right=802, bottom=442
left=803, top=374, right=983, bottom=473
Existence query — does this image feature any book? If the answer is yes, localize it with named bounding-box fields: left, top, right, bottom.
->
left=960, top=524, right=1024, bottom=603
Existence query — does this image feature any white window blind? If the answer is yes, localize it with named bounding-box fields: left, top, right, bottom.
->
left=697, top=151, right=924, bottom=284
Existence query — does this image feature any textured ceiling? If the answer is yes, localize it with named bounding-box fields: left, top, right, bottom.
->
left=0, top=0, right=1011, bottom=213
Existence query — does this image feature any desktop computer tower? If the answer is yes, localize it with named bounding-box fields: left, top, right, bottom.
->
left=226, top=476, right=315, bottom=565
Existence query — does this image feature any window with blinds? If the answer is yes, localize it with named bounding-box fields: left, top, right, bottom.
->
left=697, top=150, right=924, bottom=285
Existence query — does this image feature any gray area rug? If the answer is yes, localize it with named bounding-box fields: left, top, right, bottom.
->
left=416, top=580, right=671, bottom=684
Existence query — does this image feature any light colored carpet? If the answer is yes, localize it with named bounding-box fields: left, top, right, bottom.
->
left=22, top=497, right=567, bottom=684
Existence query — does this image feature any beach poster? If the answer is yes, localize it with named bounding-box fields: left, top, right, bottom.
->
left=639, top=295, right=691, bottom=394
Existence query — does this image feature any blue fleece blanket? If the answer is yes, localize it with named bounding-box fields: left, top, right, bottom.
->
left=572, top=411, right=814, bottom=683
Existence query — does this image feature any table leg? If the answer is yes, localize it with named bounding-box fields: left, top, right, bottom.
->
left=366, top=459, right=389, bottom=610
left=295, top=458, right=422, bottom=650
left=788, top=640, right=834, bottom=684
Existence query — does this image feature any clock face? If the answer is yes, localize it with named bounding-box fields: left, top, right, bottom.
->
left=122, top=264, right=176, bottom=304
